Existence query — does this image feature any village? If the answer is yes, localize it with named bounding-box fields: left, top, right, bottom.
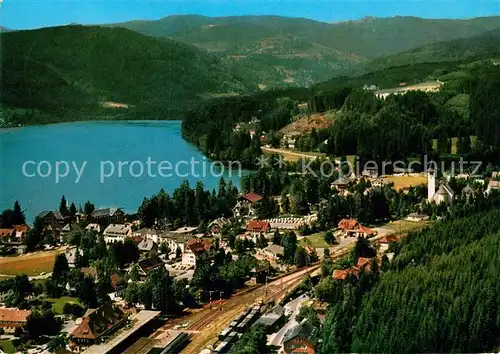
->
left=1, top=159, right=500, bottom=354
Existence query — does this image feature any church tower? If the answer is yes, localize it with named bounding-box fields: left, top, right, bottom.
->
left=428, top=168, right=436, bottom=202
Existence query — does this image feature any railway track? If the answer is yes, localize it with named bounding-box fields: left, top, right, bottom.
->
left=178, top=265, right=320, bottom=353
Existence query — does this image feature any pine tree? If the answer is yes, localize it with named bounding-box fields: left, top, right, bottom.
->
left=59, top=195, right=69, bottom=215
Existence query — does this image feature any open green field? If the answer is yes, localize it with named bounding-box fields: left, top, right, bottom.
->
left=300, top=233, right=330, bottom=248
left=0, top=339, right=16, bottom=353
left=382, top=219, right=431, bottom=234
left=47, top=296, right=82, bottom=315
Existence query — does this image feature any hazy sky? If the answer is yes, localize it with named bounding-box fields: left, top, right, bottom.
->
left=2, top=0, right=499, bottom=30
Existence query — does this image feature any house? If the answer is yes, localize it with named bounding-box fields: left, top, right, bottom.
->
left=246, top=220, right=271, bottom=242
left=103, top=224, right=132, bottom=243
left=65, top=247, right=83, bottom=268
left=262, top=244, right=284, bottom=260
left=330, top=176, right=351, bottom=191
left=406, top=213, right=430, bottom=222
left=232, top=193, right=263, bottom=218
left=461, top=185, right=477, bottom=202
left=371, top=178, right=388, bottom=188
left=13, top=225, right=30, bottom=239
left=137, top=238, right=158, bottom=255
left=36, top=210, right=68, bottom=226
left=283, top=319, right=318, bottom=354
left=85, top=223, right=101, bottom=233
left=337, top=218, right=374, bottom=237
left=378, top=235, right=398, bottom=252
left=250, top=266, right=269, bottom=284
left=333, top=257, right=374, bottom=281
left=0, top=228, right=15, bottom=242
left=208, top=217, right=229, bottom=237
left=356, top=257, right=372, bottom=272
left=160, top=234, right=190, bottom=257
left=109, top=273, right=126, bottom=298
left=136, top=256, right=164, bottom=279
left=90, top=207, right=124, bottom=227
left=182, top=239, right=213, bottom=267
left=0, top=308, right=31, bottom=334
left=333, top=268, right=359, bottom=280
left=69, top=304, right=126, bottom=352
left=486, top=180, right=500, bottom=195
left=362, top=167, right=379, bottom=178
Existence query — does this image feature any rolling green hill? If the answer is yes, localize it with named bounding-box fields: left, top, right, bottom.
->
left=354, top=28, right=500, bottom=74
left=113, top=15, right=500, bottom=87
left=0, top=25, right=262, bottom=124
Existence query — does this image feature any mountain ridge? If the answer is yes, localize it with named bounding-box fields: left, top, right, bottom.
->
left=110, top=15, right=500, bottom=86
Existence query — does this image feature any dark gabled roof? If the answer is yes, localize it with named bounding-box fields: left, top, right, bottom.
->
left=332, top=176, right=351, bottom=185
left=70, top=304, right=124, bottom=340
left=91, top=207, right=122, bottom=218
left=36, top=210, right=53, bottom=219
left=462, top=185, right=477, bottom=194
left=138, top=238, right=157, bottom=252
left=283, top=319, right=318, bottom=344
left=137, top=256, right=163, bottom=274
left=36, top=210, right=65, bottom=220
left=254, top=305, right=284, bottom=327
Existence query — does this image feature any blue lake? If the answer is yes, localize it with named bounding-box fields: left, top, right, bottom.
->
left=0, top=120, right=245, bottom=222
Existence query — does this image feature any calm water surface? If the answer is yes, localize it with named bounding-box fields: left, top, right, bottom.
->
left=0, top=121, right=244, bottom=222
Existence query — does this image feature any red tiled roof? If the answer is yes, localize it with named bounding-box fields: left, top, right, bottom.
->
left=338, top=218, right=359, bottom=231
left=356, top=257, right=372, bottom=271
left=71, top=317, right=96, bottom=339
left=0, top=229, right=14, bottom=237
left=0, top=308, right=31, bottom=324
left=247, top=220, right=270, bottom=233
left=358, top=225, right=374, bottom=235
left=241, top=193, right=263, bottom=203
left=333, top=268, right=359, bottom=280
left=379, top=235, right=398, bottom=244
left=187, top=239, right=212, bottom=254
left=13, top=225, right=30, bottom=233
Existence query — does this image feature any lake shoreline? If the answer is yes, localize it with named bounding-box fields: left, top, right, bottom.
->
left=1, top=120, right=246, bottom=222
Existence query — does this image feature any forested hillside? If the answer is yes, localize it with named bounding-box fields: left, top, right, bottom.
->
left=113, top=15, right=500, bottom=86
left=319, top=204, right=500, bottom=353
left=354, top=28, right=500, bottom=74
left=182, top=61, right=500, bottom=168
left=0, top=25, right=259, bottom=125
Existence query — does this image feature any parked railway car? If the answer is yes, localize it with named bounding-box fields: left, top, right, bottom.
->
left=218, top=327, right=232, bottom=341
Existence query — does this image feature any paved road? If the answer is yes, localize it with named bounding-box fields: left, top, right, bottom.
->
left=269, top=295, right=310, bottom=347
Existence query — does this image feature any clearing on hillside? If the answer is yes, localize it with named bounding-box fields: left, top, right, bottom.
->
left=383, top=175, right=427, bottom=190
left=0, top=250, right=60, bottom=276
left=280, top=112, right=334, bottom=136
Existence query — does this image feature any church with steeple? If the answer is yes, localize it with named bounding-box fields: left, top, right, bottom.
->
left=428, top=169, right=455, bottom=205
